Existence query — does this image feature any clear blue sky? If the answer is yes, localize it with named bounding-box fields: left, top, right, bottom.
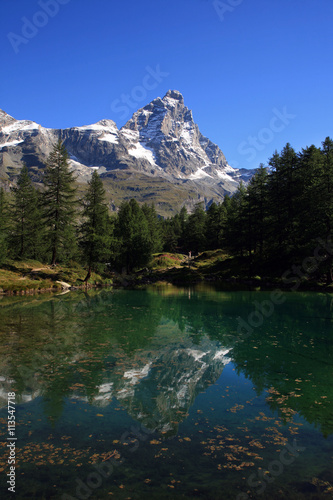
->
left=1, top=0, right=332, bottom=170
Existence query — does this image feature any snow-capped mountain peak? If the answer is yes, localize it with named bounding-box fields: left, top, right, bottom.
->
left=0, top=91, right=255, bottom=211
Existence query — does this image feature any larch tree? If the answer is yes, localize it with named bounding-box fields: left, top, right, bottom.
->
left=42, top=140, right=78, bottom=265
left=10, top=165, right=42, bottom=259
left=0, top=188, right=8, bottom=265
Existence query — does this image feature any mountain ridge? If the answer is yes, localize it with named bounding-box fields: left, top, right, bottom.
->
left=0, top=91, right=255, bottom=215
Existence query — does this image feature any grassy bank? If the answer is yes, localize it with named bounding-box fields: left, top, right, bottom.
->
left=115, top=250, right=333, bottom=292
left=0, top=260, right=112, bottom=295
left=2, top=250, right=333, bottom=296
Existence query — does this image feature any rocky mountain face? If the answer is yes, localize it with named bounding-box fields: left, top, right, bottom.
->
left=0, top=90, right=255, bottom=214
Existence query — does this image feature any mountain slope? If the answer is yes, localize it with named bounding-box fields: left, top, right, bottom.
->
left=0, top=91, right=255, bottom=214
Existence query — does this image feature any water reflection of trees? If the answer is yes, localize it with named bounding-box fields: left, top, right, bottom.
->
left=147, top=287, right=333, bottom=436
left=0, top=288, right=332, bottom=435
left=229, top=292, right=333, bottom=437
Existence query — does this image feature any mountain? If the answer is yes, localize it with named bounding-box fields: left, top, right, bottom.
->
left=0, top=91, right=255, bottom=215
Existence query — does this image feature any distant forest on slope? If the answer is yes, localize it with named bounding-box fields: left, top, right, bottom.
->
left=0, top=137, right=332, bottom=282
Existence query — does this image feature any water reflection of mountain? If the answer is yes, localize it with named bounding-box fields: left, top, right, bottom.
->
left=0, top=287, right=332, bottom=436
left=91, top=338, right=231, bottom=436
left=0, top=289, right=234, bottom=432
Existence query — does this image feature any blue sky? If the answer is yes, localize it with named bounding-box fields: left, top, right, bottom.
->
left=1, top=0, right=332, bottom=170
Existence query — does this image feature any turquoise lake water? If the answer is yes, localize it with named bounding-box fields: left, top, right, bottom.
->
left=0, top=285, right=332, bottom=499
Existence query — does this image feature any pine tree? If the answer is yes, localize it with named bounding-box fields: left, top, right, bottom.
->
left=206, top=202, right=221, bottom=249
left=9, top=166, right=42, bottom=259
left=178, top=205, right=188, bottom=249
left=267, top=144, right=298, bottom=261
left=223, top=183, right=248, bottom=257
left=42, top=140, right=78, bottom=265
left=161, top=217, right=180, bottom=252
left=115, top=199, right=152, bottom=272
left=80, top=171, right=111, bottom=275
left=295, top=145, right=324, bottom=255
left=319, top=137, right=333, bottom=283
left=184, top=203, right=207, bottom=253
left=0, top=188, right=8, bottom=265
left=246, top=164, right=269, bottom=258
left=141, top=203, right=163, bottom=254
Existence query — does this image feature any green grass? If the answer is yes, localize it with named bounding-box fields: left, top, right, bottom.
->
left=192, top=249, right=228, bottom=267
left=0, top=259, right=112, bottom=294
left=0, top=265, right=58, bottom=293
left=149, top=253, right=186, bottom=269
left=141, top=250, right=272, bottom=287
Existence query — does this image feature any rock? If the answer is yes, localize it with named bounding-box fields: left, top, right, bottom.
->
left=55, top=281, right=71, bottom=289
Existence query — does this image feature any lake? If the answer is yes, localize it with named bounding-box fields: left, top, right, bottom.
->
left=0, top=285, right=332, bottom=499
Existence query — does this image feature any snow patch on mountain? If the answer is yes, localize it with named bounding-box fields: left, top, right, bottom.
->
left=1, top=121, right=39, bottom=134
left=98, top=133, right=118, bottom=144
left=0, top=139, right=24, bottom=149
left=189, top=168, right=213, bottom=180
left=128, top=142, right=157, bottom=165
left=216, top=170, right=236, bottom=181
left=120, top=128, right=140, bottom=142
left=76, top=119, right=118, bottom=133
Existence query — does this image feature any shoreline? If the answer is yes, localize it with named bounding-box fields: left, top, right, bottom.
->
left=0, top=282, right=111, bottom=297
left=1, top=254, right=333, bottom=297
left=2, top=272, right=333, bottom=296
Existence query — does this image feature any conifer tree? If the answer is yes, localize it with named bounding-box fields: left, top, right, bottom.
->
left=42, top=140, right=78, bottom=265
left=176, top=205, right=188, bottom=249
left=223, top=182, right=248, bottom=257
left=246, top=164, right=269, bottom=258
left=266, top=146, right=297, bottom=260
left=0, top=188, right=8, bottom=265
left=184, top=203, right=207, bottom=253
left=80, top=171, right=111, bottom=275
left=141, top=203, right=163, bottom=254
left=319, top=137, right=333, bottom=282
left=206, top=202, right=220, bottom=249
left=9, top=165, right=42, bottom=259
left=115, top=199, right=151, bottom=272
left=161, top=217, right=180, bottom=252
left=295, top=145, right=324, bottom=254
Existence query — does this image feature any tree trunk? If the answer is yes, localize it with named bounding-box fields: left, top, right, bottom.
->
left=84, top=266, right=91, bottom=284
left=326, top=255, right=333, bottom=285
left=51, top=248, right=56, bottom=266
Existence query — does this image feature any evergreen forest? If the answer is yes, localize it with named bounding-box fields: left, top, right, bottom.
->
left=0, top=137, right=333, bottom=284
